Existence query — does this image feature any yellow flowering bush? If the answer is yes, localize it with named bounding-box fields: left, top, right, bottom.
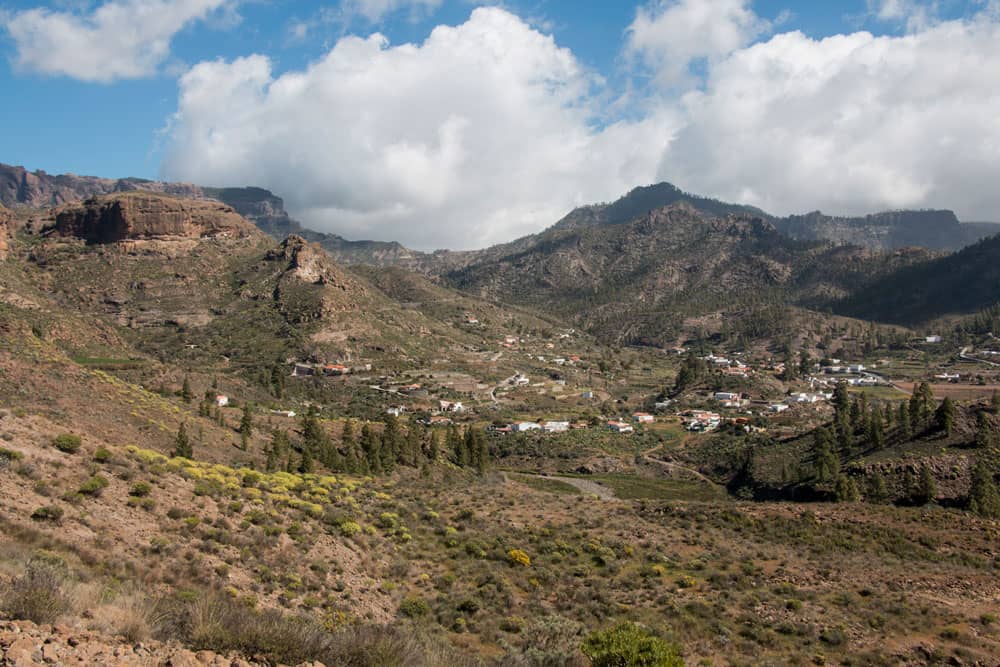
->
left=507, top=549, right=531, bottom=567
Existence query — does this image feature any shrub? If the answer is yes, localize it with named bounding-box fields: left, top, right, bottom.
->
left=581, top=622, right=684, bottom=667
left=130, top=482, right=153, bottom=497
left=398, top=596, right=431, bottom=618
left=0, top=447, right=24, bottom=462
left=339, top=521, right=362, bottom=537
left=507, top=549, right=531, bottom=567
left=93, top=448, right=113, bottom=463
left=52, top=434, right=82, bottom=454
left=1, top=557, right=72, bottom=624
left=78, top=475, right=109, bottom=497
left=30, top=505, right=64, bottom=522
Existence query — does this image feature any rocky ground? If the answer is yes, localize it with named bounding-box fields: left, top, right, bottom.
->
left=0, top=620, right=321, bottom=667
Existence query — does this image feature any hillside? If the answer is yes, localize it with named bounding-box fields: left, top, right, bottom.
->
left=835, top=232, right=1000, bottom=325
left=444, top=203, right=925, bottom=345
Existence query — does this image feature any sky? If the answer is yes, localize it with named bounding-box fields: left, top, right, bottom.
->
left=1, top=0, right=999, bottom=250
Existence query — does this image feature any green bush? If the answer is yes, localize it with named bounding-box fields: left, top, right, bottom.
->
left=0, top=447, right=24, bottom=462
left=52, top=434, right=82, bottom=454
left=92, top=448, right=113, bottom=463
left=30, top=505, right=64, bottom=522
left=78, top=475, right=109, bottom=497
left=130, top=482, right=153, bottom=497
left=398, top=596, right=431, bottom=618
left=581, top=622, right=684, bottom=667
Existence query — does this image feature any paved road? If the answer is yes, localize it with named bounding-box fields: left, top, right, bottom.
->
left=960, top=346, right=1000, bottom=368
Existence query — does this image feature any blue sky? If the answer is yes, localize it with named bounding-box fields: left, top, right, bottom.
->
left=1, top=1, right=998, bottom=248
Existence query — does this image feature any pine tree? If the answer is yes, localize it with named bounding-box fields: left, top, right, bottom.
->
left=976, top=411, right=997, bottom=449
left=835, top=474, right=860, bottom=502
left=172, top=423, right=193, bottom=458
left=812, top=427, right=839, bottom=483
left=867, top=473, right=889, bottom=504
left=298, top=447, right=314, bottom=474
left=448, top=425, right=468, bottom=467
left=265, top=429, right=289, bottom=472
left=180, top=376, right=193, bottom=404
left=866, top=407, right=885, bottom=451
left=916, top=466, right=937, bottom=505
left=968, top=461, right=1000, bottom=518
left=240, top=404, right=254, bottom=438
left=271, top=365, right=285, bottom=399
left=382, top=416, right=402, bottom=471
left=360, top=424, right=381, bottom=474
left=935, top=397, right=956, bottom=435
left=898, top=401, right=912, bottom=440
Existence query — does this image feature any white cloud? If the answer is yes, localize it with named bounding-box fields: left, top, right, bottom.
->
left=161, top=7, right=678, bottom=249
left=2, top=0, right=233, bottom=83
left=625, top=0, right=770, bottom=87
left=346, top=0, right=443, bottom=23
left=659, top=12, right=1000, bottom=222
left=162, top=4, right=1000, bottom=249
left=867, top=0, right=939, bottom=32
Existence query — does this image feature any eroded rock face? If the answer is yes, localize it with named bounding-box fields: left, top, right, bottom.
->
left=54, top=193, right=257, bottom=243
left=0, top=205, right=12, bottom=257
left=0, top=162, right=204, bottom=208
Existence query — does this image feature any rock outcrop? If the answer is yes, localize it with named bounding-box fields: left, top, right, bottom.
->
left=0, top=620, right=295, bottom=666
left=54, top=193, right=257, bottom=243
left=0, top=204, right=11, bottom=256
left=0, top=163, right=203, bottom=209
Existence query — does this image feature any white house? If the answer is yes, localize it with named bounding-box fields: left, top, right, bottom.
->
left=632, top=413, right=655, bottom=423
left=270, top=409, right=296, bottom=418
left=768, top=404, right=789, bottom=413
left=608, top=421, right=634, bottom=434
left=714, top=392, right=739, bottom=402
left=543, top=421, right=570, bottom=433
left=581, top=391, right=595, bottom=399
left=386, top=406, right=405, bottom=417
left=512, top=422, right=542, bottom=432
left=215, top=395, right=229, bottom=407
left=439, top=400, right=465, bottom=413
left=926, top=335, right=943, bottom=343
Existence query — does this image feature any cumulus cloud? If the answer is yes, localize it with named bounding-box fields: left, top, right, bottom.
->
left=161, top=7, right=677, bottom=249
left=658, top=11, right=1000, bottom=222
left=625, top=0, right=770, bottom=87
left=162, top=3, right=1000, bottom=249
left=2, top=0, right=233, bottom=83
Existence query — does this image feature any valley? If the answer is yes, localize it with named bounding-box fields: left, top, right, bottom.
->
left=1, top=170, right=999, bottom=666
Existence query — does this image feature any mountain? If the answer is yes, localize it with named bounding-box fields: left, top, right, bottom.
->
left=0, top=163, right=202, bottom=207
left=774, top=209, right=1000, bottom=251
left=835, top=231, right=1000, bottom=324
left=551, top=182, right=1000, bottom=251
left=443, top=202, right=926, bottom=345
left=200, top=186, right=432, bottom=268
left=552, top=182, right=769, bottom=231
left=0, top=163, right=426, bottom=267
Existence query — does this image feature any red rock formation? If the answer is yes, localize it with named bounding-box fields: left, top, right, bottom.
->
left=54, top=193, right=258, bottom=243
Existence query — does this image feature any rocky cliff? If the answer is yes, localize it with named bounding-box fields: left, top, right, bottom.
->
left=0, top=204, right=11, bottom=256
left=0, top=163, right=203, bottom=209
left=54, top=193, right=258, bottom=243
left=774, top=209, right=1000, bottom=251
